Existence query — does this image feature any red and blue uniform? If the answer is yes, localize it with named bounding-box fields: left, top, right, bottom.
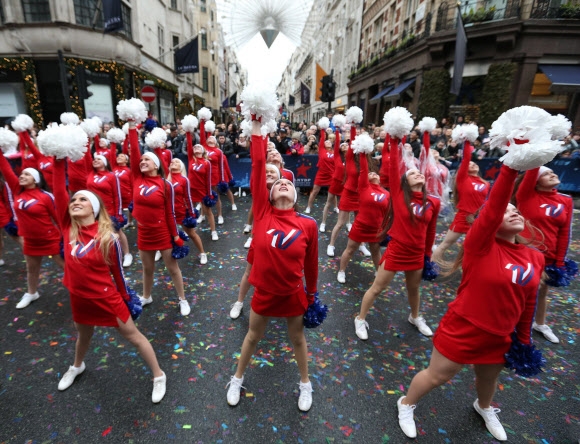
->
left=328, top=129, right=345, bottom=196
left=313, top=130, right=334, bottom=187
left=338, top=126, right=360, bottom=212
left=86, top=170, right=123, bottom=220
left=67, top=144, right=92, bottom=193
left=168, top=173, right=194, bottom=222
left=186, top=137, right=213, bottom=203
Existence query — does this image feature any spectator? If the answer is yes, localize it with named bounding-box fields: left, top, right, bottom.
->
left=225, top=123, right=238, bottom=145
left=304, top=134, right=318, bottom=154
left=234, top=134, right=250, bottom=158
left=287, top=132, right=304, bottom=156
left=408, top=130, right=421, bottom=158
left=217, top=133, right=234, bottom=157
left=167, top=125, right=185, bottom=156
left=278, top=128, right=292, bottom=155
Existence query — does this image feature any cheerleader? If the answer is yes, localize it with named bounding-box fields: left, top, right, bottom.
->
left=397, top=164, right=543, bottom=441
left=110, top=152, right=134, bottom=227
left=187, top=142, right=218, bottom=242
left=515, top=166, right=574, bottom=343
left=0, top=171, right=23, bottom=265
left=167, top=158, right=207, bottom=264
left=127, top=123, right=191, bottom=316
left=226, top=119, right=318, bottom=412
left=20, top=133, right=54, bottom=190
left=321, top=135, right=347, bottom=232
left=354, top=134, right=440, bottom=340
left=52, top=159, right=166, bottom=403
left=336, top=152, right=389, bottom=283
left=304, top=128, right=335, bottom=215
left=0, top=151, right=63, bottom=308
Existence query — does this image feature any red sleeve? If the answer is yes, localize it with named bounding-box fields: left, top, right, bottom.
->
left=183, top=176, right=194, bottom=212
left=304, top=220, right=319, bottom=299
left=109, top=238, right=130, bottom=301
left=52, top=158, right=70, bottom=228
left=164, top=179, right=178, bottom=238
left=379, top=136, right=390, bottom=177
left=456, top=140, right=473, bottom=185
left=109, top=143, right=119, bottom=169
left=223, top=155, right=233, bottom=182
left=317, top=129, right=326, bottom=162
left=389, top=136, right=401, bottom=197
left=128, top=127, right=141, bottom=181
left=515, top=168, right=538, bottom=205
left=358, top=152, right=370, bottom=192
left=424, top=198, right=440, bottom=257
left=186, top=132, right=194, bottom=161
left=218, top=149, right=226, bottom=181
left=199, top=119, right=207, bottom=147
left=250, top=130, right=267, bottom=219
left=516, top=280, right=544, bottom=345
left=22, top=132, right=43, bottom=161
left=83, top=141, right=93, bottom=172
left=555, top=198, right=573, bottom=266
left=0, top=151, right=21, bottom=193
left=112, top=173, right=123, bottom=218
left=122, top=138, right=129, bottom=155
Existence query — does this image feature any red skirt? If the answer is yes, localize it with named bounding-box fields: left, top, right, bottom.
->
left=23, top=236, right=61, bottom=256
left=433, top=309, right=512, bottom=364
left=328, top=178, right=343, bottom=196
left=136, top=223, right=173, bottom=251
left=338, top=188, right=359, bottom=212
left=70, top=292, right=130, bottom=327
left=251, top=287, right=308, bottom=317
left=449, top=209, right=474, bottom=234
left=380, top=238, right=423, bottom=271
left=349, top=220, right=382, bottom=243
left=314, top=171, right=333, bottom=187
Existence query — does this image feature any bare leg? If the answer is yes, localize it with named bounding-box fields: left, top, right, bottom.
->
left=24, top=255, right=42, bottom=294
left=118, top=229, right=130, bottom=255
left=432, top=229, right=463, bottom=262
left=306, top=184, right=321, bottom=209
left=184, top=227, right=205, bottom=254
left=226, top=188, right=235, bottom=205
left=473, top=364, right=504, bottom=408
left=234, top=309, right=270, bottom=378
left=534, top=282, right=549, bottom=325
left=321, top=193, right=337, bottom=225
left=51, top=254, right=65, bottom=269
left=140, top=250, right=155, bottom=298
left=73, top=323, right=95, bottom=367
left=404, top=269, right=423, bottom=318
left=358, top=267, right=396, bottom=320
left=212, top=186, right=223, bottom=218
left=236, top=264, right=252, bottom=303
left=246, top=206, right=254, bottom=225
left=338, top=238, right=361, bottom=272
left=402, top=347, right=463, bottom=405
left=116, top=316, right=163, bottom=377
left=204, top=205, right=216, bottom=231
left=369, top=242, right=381, bottom=269
left=286, top=315, right=310, bottom=382
left=329, top=210, right=350, bottom=247
left=160, top=249, right=185, bottom=299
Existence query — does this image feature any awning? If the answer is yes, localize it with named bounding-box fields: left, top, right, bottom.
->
left=384, top=78, right=416, bottom=99
left=369, top=86, right=393, bottom=104
left=539, top=65, right=580, bottom=93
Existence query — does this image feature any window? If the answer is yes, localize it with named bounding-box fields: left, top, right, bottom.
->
left=212, top=74, right=215, bottom=97
left=201, top=29, right=207, bottom=50
left=158, top=25, right=164, bottom=61
left=200, top=0, right=206, bottom=13
left=202, top=67, right=208, bottom=92
left=74, top=0, right=132, bottom=39
left=22, top=0, right=51, bottom=22
left=119, top=3, right=132, bottom=39
left=170, top=0, right=178, bottom=9
left=172, top=35, right=179, bottom=50
left=0, top=3, right=5, bottom=24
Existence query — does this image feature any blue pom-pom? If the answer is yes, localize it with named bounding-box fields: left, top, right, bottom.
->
left=565, top=258, right=578, bottom=278
left=192, top=208, right=200, bottom=219
left=182, top=210, right=197, bottom=228
left=128, top=201, right=134, bottom=213
left=544, top=264, right=570, bottom=287
left=125, top=286, right=143, bottom=320
left=202, top=191, right=218, bottom=208
left=379, top=234, right=391, bottom=247
left=303, top=292, right=329, bottom=328
left=171, top=230, right=190, bottom=259
left=59, top=238, right=64, bottom=259
left=111, top=215, right=128, bottom=231
left=228, top=178, right=236, bottom=188
left=217, top=181, right=229, bottom=193
left=4, top=219, right=18, bottom=236
left=504, top=333, right=545, bottom=377
left=422, top=256, right=439, bottom=281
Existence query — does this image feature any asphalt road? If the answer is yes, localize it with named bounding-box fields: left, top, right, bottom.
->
left=1, top=194, right=578, bottom=443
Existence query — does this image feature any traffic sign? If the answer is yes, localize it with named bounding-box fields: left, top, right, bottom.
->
left=141, top=86, right=156, bottom=103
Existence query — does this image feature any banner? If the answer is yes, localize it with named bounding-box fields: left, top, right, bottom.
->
left=300, top=82, right=310, bottom=105
left=450, top=6, right=467, bottom=95
left=174, top=37, right=199, bottom=74
left=315, top=63, right=327, bottom=102
left=103, top=0, right=124, bottom=34
left=229, top=91, right=237, bottom=107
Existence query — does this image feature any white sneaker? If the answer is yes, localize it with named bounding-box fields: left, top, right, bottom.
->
left=226, top=375, right=245, bottom=406
left=196, top=203, right=201, bottom=211
left=533, top=322, right=560, bottom=343
left=473, top=399, right=507, bottom=441
left=244, top=237, right=252, bottom=248
left=304, top=207, right=311, bottom=214
left=229, top=301, right=244, bottom=319
left=197, top=214, right=205, bottom=224
left=123, top=253, right=133, bottom=267
left=58, top=362, right=86, bottom=391
left=154, top=250, right=162, bottom=261
left=242, top=191, right=246, bottom=197
left=0, top=259, right=5, bottom=266
left=397, top=396, right=417, bottom=438
left=337, top=270, right=346, bottom=284
left=319, top=223, right=326, bottom=233
left=298, top=381, right=313, bottom=412
left=346, top=223, right=352, bottom=232
left=179, top=299, right=191, bottom=316
left=199, top=253, right=208, bottom=265
left=152, top=372, right=166, bottom=403
left=354, top=316, right=369, bottom=340
left=139, top=295, right=153, bottom=306
left=333, top=207, right=339, bottom=214
left=359, top=244, right=371, bottom=257
left=243, top=224, right=252, bottom=233
left=16, top=292, right=40, bottom=309
left=232, top=204, right=237, bottom=211
left=211, top=231, right=219, bottom=241
left=408, top=314, right=433, bottom=337
left=326, top=245, right=335, bottom=257
left=217, top=216, right=224, bottom=225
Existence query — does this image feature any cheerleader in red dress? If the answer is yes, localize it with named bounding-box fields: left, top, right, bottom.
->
left=432, top=140, right=489, bottom=262
left=167, top=158, right=207, bottom=264
left=515, top=166, right=574, bottom=343
left=337, top=152, right=390, bottom=283
left=378, top=135, right=391, bottom=189
left=305, top=128, right=335, bottom=213
left=111, top=152, right=133, bottom=227
left=21, top=134, right=54, bottom=190
left=52, top=159, right=166, bottom=403
left=126, top=124, right=191, bottom=316
left=397, top=164, right=544, bottom=441
left=323, top=136, right=347, bottom=232
left=354, top=136, right=440, bottom=340
left=226, top=119, right=318, bottom=412
left=0, top=151, right=63, bottom=309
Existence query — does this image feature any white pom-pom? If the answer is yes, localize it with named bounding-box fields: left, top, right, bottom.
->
left=11, top=114, right=34, bottom=133
left=548, top=114, right=571, bottom=140
left=37, top=124, right=88, bottom=161
left=182, top=115, right=199, bottom=132
left=452, top=123, right=478, bottom=143
left=240, top=83, right=280, bottom=122
left=145, top=127, right=167, bottom=149
left=261, top=119, right=278, bottom=137
left=204, top=120, right=216, bottom=134
left=489, top=106, right=551, bottom=150
left=418, top=117, right=437, bottom=133
left=351, top=133, right=375, bottom=154
left=332, top=114, right=346, bottom=128
left=346, top=106, right=363, bottom=124
left=60, top=112, right=80, bottom=126
left=122, top=122, right=130, bottom=134
left=0, top=128, right=19, bottom=154
left=318, top=117, right=330, bottom=129
left=197, top=107, right=212, bottom=121
left=240, top=119, right=252, bottom=138
left=80, top=118, right=100, bottom=138
left=383, top=107, right=414, bottom=139
left=91, top=116, right=102, bottom=128
left=117, top=98, right=147, bottom=123
left=500, top=139, right=563, bottom=171
left=107, top=128, right=125, bottom=144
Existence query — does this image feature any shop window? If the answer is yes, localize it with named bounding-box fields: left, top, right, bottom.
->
left=22, top=0, right=51, bottom=23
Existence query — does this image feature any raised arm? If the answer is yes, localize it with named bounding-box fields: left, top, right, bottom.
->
left=128, top=126, right=141, bottom=181
left=250, top=120, right=268, bottom=219
left=388, top=136, right=402, bottom=197
left=199, top=120, right=207, bottom=147
left=52, top=158, right=71, bottom=228
left=358, top=152, right=370, bottom=191
left=0, top=151, right=21, bottom=193
left=455, top=140, right=474, bottom=185
left=304, top=221, right=319, bottom=301
left=515, top=168, right=539, bottom=205
left=424, top=198, right=441, bottom=258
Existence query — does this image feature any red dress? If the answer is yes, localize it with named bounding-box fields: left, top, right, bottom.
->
left=86, top=170, right=122, bottom=219
left=109, top=149, right=133, bottom=208
left=187, top=142, right=213, bottom=203
left=169, top=173, right=194, bottom=222
left=313, top=131, right=334, bottom=187
left=53, top=159, right=131, bottom=327
left=328, top=129, right=345, bottom=196
left=379, top=136, right=391, bottom=189
left=338, top=126, right=360, bottom=212
left=248, top=134, right=318, bottom=317
left=0, top=152, right=60, bottom=256
left=434, top=166, right=544, bottom=363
